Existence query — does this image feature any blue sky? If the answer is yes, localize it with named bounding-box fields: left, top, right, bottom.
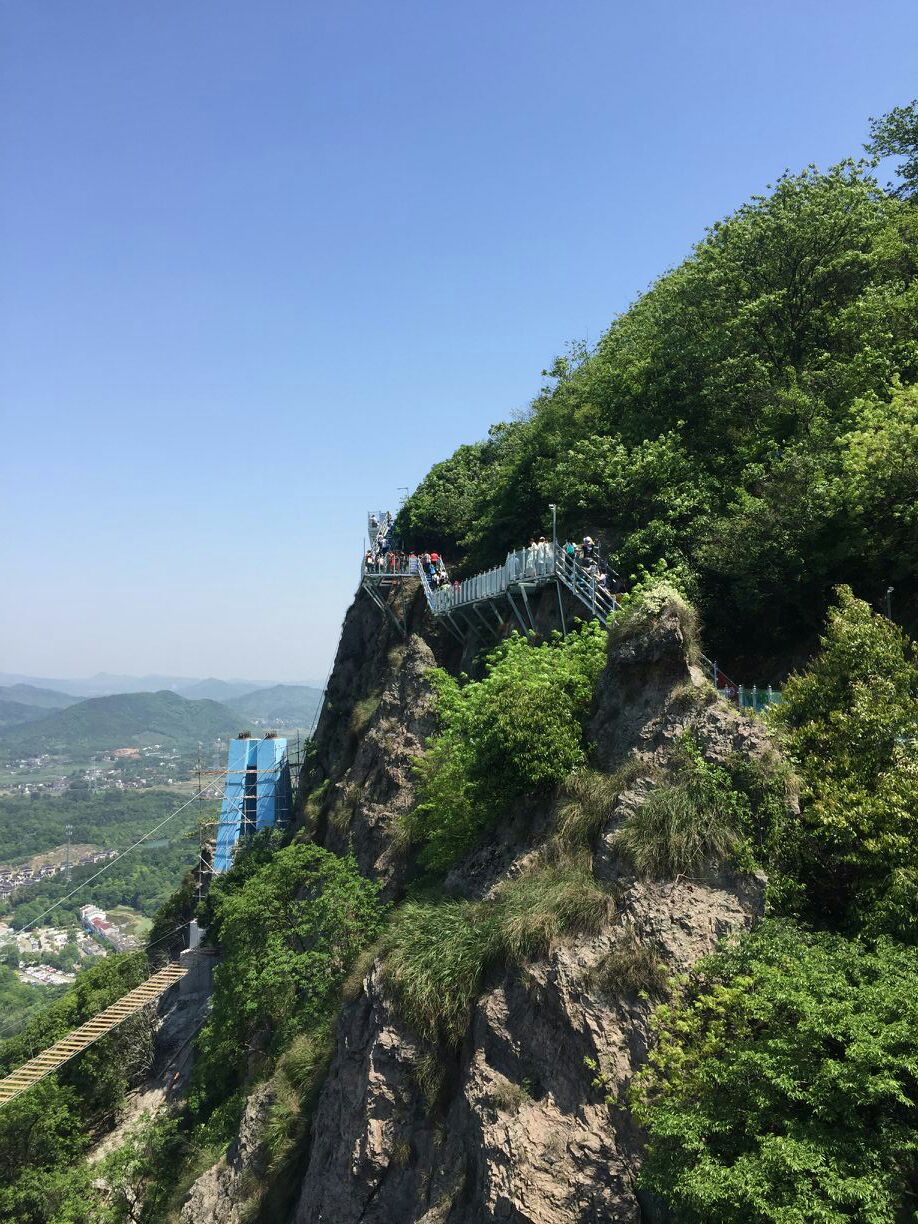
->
left=2, top=0, right=916, bottom=683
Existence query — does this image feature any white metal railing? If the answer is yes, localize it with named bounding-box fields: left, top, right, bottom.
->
left=417, top=542, right=620, bottom=624
left=553, top=547, right=620, bottom=625
left=362, top=558, right=416, bottom=579
left=363, top=529, right=779, bottom=701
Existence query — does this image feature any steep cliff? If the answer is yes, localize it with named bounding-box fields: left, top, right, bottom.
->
left=288, top=591, right=771, bottom=1224
left=181, top=583, right=783, bottom=1223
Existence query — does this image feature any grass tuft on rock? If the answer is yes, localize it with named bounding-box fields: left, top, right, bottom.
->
left=383, top=859, right=613, bottom=1043
left=555, top=761, right=644, bottom=848
left=587, top=935, right=670, bottom=999
left=611, top=736, right=749, bottom=879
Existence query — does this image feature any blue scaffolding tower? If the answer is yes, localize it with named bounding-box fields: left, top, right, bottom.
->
left=213, top=735, right=292, bottom=873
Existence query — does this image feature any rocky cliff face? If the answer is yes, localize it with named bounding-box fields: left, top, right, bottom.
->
left=183, top=584, right=782, bottom=1223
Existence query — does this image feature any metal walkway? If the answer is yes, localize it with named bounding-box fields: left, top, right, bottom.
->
left=358, top=509, right=781, bottom=708
left=419, top=543, right=620, bottom=641
left=0, top=962, right=187, bottom=1107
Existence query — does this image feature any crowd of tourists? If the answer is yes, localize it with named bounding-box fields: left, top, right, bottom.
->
left=364, top=509, right=625, bottom=607
left=363, top=545, right=451, bottom=588
left=559, top=535, right=627, bottom=596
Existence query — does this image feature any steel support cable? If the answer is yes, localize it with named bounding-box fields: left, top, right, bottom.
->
left=0, top=921, right=192, bottom=1044
left=9, top=769, right=231, bottom=936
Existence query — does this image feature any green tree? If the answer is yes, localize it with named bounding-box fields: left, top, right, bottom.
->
left=191, top=843, right=385, bottom=1112
left=398, top=161, right=918, bottom=661
left=771, top=586, right=918, bottom=935
left=867, top=99, right=918, bottom=199
left=633, top=922, right=918, bottom=1223
left=403, top=624, right=607, bottom=871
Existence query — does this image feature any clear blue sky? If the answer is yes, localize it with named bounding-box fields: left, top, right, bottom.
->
left=2, top=0, right=916, bottom=684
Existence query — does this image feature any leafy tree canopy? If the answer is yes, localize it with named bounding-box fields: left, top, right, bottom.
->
left=397, top=156, right=918, bottom=664
left=402, top=623, right=607, bottom=871
left=633, top=921, right=918, bottom=1224
left=771, top=586, right=918, bottom=937
left=867, top=99, right=918, bottom=199
left=190, top=842, right=385, bottom=1114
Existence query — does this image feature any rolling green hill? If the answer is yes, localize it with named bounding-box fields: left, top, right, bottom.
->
left=229, top=684, right=323, bottom=727
left=0, top=684, right=79, bottom=710
left=0, top=700, right=50, bottom=730
left=0, top=690, right=241, bottom=757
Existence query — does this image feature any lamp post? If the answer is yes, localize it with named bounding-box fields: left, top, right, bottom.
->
left=886, top=586, right=894, bottom=619
left=549, top=503, right=557, bottom=557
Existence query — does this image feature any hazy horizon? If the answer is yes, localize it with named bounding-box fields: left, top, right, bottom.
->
left=5, top=1, right=917, bottom=679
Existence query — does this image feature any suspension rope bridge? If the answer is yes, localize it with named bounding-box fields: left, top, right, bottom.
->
left=0, top=770, right=237, bottom=1106
left=0, top=963, right=188, bottom=1106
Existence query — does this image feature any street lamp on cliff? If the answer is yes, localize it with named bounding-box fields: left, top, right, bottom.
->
left=549, top=503, right=557, bottom=557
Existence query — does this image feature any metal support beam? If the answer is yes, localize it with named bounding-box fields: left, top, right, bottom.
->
left=505, top=590, right=528, bottom=634
left=446, top=612, right=467, bottom=643
left=518, top=584, right=536, bottom=632
left=471, top=603, right=496, bottom=637
left=361, top=579, right=406, bottom=638
left=458, top=610, right=480, bottom=640
left=555, top=578, right=568, bottom=637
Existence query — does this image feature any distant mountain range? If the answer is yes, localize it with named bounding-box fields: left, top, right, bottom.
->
left=0, top=691, right=242, bottom=757
left=230, top=685, right=323, bottom=727
left=0, top=685, right=81, bottom=730
left=0, top=671, right=322, bottom=699
left=0, top=682, right=324, bottom=758
left=0, top=684, right=81, bottom=710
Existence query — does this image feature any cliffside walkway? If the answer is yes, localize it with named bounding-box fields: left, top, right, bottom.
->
left=417, top=542, right=619, bottom=640
left=0, top=961, right=187, bottom=1108
left=360, top=510, right=781, bottom=710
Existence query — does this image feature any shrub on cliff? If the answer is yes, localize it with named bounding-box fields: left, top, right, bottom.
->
left=771, top=586, right=918, bottom=937
left=190, top=843, right=386, bottom=1114
left=403, top=623, right=607, bottom=871
left=633, top=921, right=918, bottom=1223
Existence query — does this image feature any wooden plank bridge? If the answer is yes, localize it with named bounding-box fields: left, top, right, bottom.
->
left=0, top=962, right=187, bottom=1107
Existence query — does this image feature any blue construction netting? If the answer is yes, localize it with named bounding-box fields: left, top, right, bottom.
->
left=213, top=736, right=292, bottom=873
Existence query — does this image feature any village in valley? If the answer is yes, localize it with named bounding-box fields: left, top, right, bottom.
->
left=0, top=903, right=139, bottom=989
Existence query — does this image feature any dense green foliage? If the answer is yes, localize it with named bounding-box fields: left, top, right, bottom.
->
left=0, top=789, right=199, bottom=862
left=636, top=589, right=918, bottom=1217
left=398, top=161, right=918, bottom=666
left=0, top=690, right=239, bottom=756
left=633, top=922, right=918, bottom=1222
left=401, top=623, right=606, bottom=870
left=190, top=841, right=385, bottom=1115
left=771, top=587, right=918, bottom=937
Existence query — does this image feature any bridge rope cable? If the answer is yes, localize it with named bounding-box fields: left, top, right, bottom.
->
left=0, top=921, right=193, bottom=1046
left=9, top=770, right=231, bottom=937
